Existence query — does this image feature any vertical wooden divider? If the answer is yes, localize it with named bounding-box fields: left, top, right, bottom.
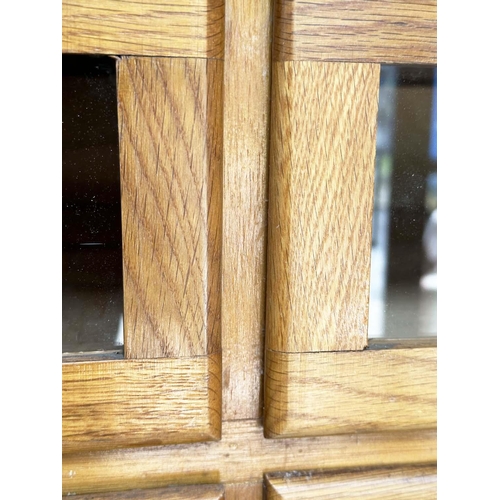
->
left=118, top=57, right=223, bottom=360
left=266, top=61, right=380, bottom=353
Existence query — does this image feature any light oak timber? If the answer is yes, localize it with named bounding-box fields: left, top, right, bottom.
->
left=274, top=0, right=436, bottom=64
left=265, top=465, right=437, bottom=499
left=225, top=481, right=263, bottom=500
left=62, top=353, right=221, bottom=454
left=75, top=484, right=225, bottom=499
left=62, top=0, right=224, bottom=58
left=221, top=0, right=272, bottom=420
left=266, top=61, right=379, bottom=352
left=265, top=339, right=436, bottom=438
left=118, top=57, right=223, bottom=359
left=62, top=419, right=436, bottom=495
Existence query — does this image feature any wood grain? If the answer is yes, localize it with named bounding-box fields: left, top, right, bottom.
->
left=225, top=481, right=263, bottom=500
left=62, top=0, right=224, bottom=58
left=266, top=61, right=379, bottom=352
left=118, top=57, right=223, bottom=359
left=265, top=465, right=437, bottom=499
left=274, top=0, right=436, bottom=64
left=221, top=0, right=272, bottom=420
left=75, top=484, right=225, bottom=499
left=62, top=353, right=221, bottom=454
left=63, top=419, right=436, bottom=495
left=265, top=340, right=436, bottom=438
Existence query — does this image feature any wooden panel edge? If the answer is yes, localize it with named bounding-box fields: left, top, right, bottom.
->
left=264, top=346, right=436, bottom=438
left=62, top=0, right=225, bottom=59
left=74, top=483, right=225, bottom=499
left=63, top=352, right=222, bottom=454
left=265, top=464, right=437, bottom=499
left=273, top=0, right=436, bottom=64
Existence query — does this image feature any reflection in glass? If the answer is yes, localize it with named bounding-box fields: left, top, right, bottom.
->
left=62, top=55, right=124, bottom=353
left=369, top=66, right=437, bottom=339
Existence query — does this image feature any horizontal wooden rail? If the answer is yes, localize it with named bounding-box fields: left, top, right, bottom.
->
left=74, top=484, right=225, bottom=499
left=265, top=464, right=437, bottom=499
left=62, top=353, right=221, bottom=454
left=265, top=339, right=436, bottom=438
left=274, top=0, right=437, bottom=64
left=62, top=0, right=224, bottom=58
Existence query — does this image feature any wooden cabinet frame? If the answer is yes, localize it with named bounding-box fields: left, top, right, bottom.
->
left=62, top=0, right=437, bottom=496
left=62, top=0, right=224, bottom=454
left=264, top=0, right=437, bottom=440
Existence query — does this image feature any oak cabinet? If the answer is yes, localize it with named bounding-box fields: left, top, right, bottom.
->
left=62, top=0, right=437, bottom=497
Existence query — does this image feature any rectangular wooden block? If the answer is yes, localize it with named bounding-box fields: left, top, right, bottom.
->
left=265, top=465, right=437, bottom=499
left=62, top=353, right=221, bottom=454
left=274, top=0, right=436, bottom=64
left=266, top=61, right=379, bottom=352
left=265, top=340, right=436, bottom=438
left=62, top=0, right=224, bottom=58
left=118, top=57, right=223, bottom=359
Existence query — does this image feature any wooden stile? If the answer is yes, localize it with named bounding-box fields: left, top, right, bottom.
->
left=266, top=60, right=380, bottom=353
left=118, top=57, right=223, bottom=359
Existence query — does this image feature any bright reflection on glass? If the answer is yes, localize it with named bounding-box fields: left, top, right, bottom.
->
left=62, top=55, right=124, bottom=354
left=369, top=66, right=437, bottom=339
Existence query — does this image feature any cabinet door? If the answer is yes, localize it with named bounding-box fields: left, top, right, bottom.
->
left=62, top=0, right=437, bottom=497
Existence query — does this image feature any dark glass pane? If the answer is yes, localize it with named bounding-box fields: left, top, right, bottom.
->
left=62, top=55, right=124, bottom=353
left=369, top=65, right=437, bottom=339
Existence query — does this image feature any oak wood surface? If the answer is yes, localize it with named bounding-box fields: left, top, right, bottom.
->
left=265, top=465, right=437, bottom=499
left=75, top=484, right=225, bottom=499
left=221, top=0, right=272, bottom=420
left=266, top=61, right=379, bottom=353
left=62, top=0, right=224, bottom=58
left=118, top=57, right=223, bottom=359
left=265, top=340, right=436, bottom=438
left=225, top=481, right=263, bottom=500
left=274, top=0, right=436, bottom=64
left=62, top=419, right=436, bottom=495
left=62, top=353, right=221, bottom=454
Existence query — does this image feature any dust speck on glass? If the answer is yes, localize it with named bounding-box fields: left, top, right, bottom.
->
left=62, top=55, right=124, bottom=354
left=369, top=65, right=437, bottom=339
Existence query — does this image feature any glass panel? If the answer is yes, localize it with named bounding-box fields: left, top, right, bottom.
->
left=369, top=65, right=437, bottom=339
left=62, top=55, right=124, bottom=353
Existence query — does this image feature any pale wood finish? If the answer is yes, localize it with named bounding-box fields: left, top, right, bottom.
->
left=225, top=481, right=263, bottom=500
left=221, top=0, right=272, bottom=420
left=62, top=354, right=221, bottom=454
left=267, top=61, right=379, bottom=353
left=118, top=57, right=223, bottom=359
left=62, top=0, right=224, bottom=58
left=265, top=465, right=437, bottom=499
left=274, top=0, right=436, bottom=64
left=62, top=419, right=436, bottom=495
left=76, top=484, right=225, bottom=499
left=265, top=340, right=436, bottom=438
